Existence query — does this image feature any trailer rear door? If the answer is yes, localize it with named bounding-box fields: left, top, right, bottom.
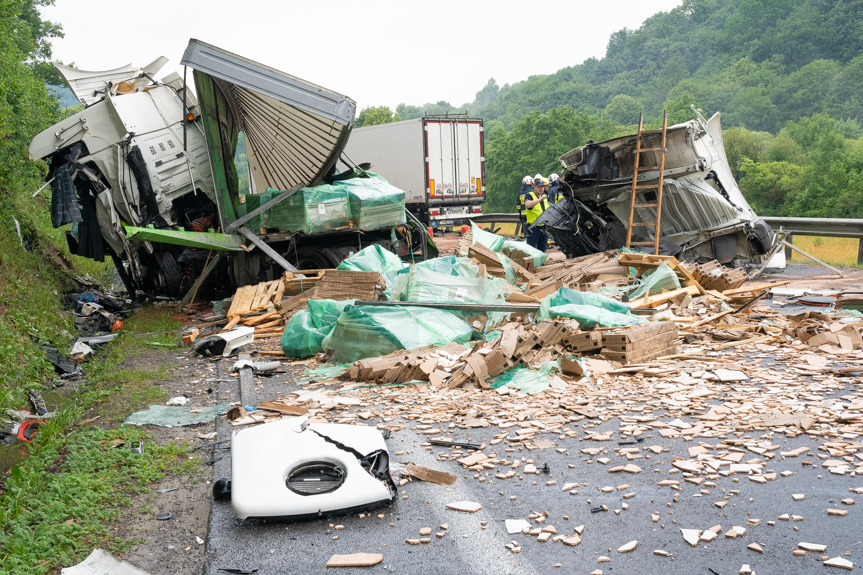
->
left=425, top=119, right=484, bottom=206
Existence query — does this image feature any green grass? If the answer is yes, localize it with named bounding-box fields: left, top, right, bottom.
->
left=0, top=306, right=188, bottom=575
left=789, top=236, right=862, bottom=267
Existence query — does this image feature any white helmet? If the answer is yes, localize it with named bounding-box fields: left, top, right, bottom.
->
left=549, top=173, right=559, bottom=182
left=534, top=173, right=544, bottom=181
left=522, top=176, right=534, bottom=185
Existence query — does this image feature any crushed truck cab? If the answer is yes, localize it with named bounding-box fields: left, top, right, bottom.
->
left=30, top=40, right=431, bottom=298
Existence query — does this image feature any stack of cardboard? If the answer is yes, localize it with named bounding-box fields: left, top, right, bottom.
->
left=600, top=321, right=679, bottom=364
left=681, top=260, right=748, bottom=291
left=311, top=270, right=385, bottom=301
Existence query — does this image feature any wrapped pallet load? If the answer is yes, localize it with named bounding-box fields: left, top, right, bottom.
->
left=341, top=174, right=406, bottom=231
left=264, top=185, right=352, bottom=233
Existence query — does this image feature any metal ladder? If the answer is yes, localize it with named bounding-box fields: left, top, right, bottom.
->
left=625, top=110, right=668, bottom=255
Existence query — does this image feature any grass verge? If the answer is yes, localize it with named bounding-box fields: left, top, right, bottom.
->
left=0, top=306, right=189, bottom=575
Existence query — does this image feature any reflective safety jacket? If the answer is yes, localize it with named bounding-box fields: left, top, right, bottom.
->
left=549, top=182, right=565, bottom=204
left=517, top=183, right=533, bottom=215
left=525, top=190, right=550, bottom=223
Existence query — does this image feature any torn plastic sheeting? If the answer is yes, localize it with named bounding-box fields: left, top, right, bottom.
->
left=393, top=266, right=506, bottom=306
left=322, top=305, right=473, bottom=363
left=336, top=244, right=406, bottom=299
left=298, top=362, right=352, bottom=383
left=281, top=299, right=354, bottom=358
left=409, top=255, right=480, bottom=278
left=495, top=252, right=520, bottom=286
left=538, top=287, right=640, bottom=328
left=470, top=221, right=505, bottom=252
left=61, top=548, right=152, bottom=575
left=501, top=239, right=548, bottom=268
left=627, top=263, right=681, bottom=301
left=123, top=404, right=229, bottom=427
left=490, top=361, right=559, bottom=394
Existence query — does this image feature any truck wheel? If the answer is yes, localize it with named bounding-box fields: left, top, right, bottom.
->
left=153, top=251, right=182, bottom=297
left=291, top=247, right=334, bottom=270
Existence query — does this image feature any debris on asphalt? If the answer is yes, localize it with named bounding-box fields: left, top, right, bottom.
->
left=325, top=553, right=383, bottom=568
left=166, top=223, right=863, bottom=569
left=61, top=548, right=152, bottom=575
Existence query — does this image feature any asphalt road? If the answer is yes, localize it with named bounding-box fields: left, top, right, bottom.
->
left=201, top=358, right=862, bottom=575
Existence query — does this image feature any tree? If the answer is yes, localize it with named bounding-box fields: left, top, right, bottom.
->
left=602, top=94, right=642, bottom=125
left=738, top=159, right=807, bottom=215
left=355, top=106, right=401, bottom=128
left=484, top=107, right=600, bottom=213
left=723, top=127, right=772, bottom=179
left=395, top=103, right=423, bottom=120
left=474, top=78, right=500, bottom=108
left=1, top=0, right=62, bottom=199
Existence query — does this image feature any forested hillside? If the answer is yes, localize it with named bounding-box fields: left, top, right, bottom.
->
left=362, top=0, right=863, bottom=217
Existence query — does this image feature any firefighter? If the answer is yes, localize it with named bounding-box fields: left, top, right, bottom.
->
left=548, top=173, right=565, bottom=203
left=525, top=177, right=550, bottom=252
left=517, top=175, right=533, bottom=238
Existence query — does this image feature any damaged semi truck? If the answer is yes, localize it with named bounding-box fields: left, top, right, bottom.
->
left=29, top=40, right=433, bottom=298
left=535, top=109, right=777, bottom=266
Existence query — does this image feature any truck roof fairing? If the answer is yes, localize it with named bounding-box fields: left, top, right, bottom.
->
left=54, top=57, right=169, bottom=106
left=181, top=39, right=357, bottom=226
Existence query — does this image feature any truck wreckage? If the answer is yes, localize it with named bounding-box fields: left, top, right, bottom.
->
left=29, top=40, right=433, bottom=298
left=536, top=110, right=777, bottom=265
left=30, top=38, right=774, bottom=303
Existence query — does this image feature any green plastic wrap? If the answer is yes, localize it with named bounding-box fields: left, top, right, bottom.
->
left=241, top=191, right=273, bottom=229
left=495, top=252, right=520, bottom=285
left=412, top=255, right=479, bottom=278
left=298, top=362, right=352, bottom=383
left=537, top=287, right=640, bottom=328
left=268, top=185, right=352, bottom=233
left=501, top=239, right=549, bottom=268
left=470, top=221, right=505, bottom=252
left=490, top=361, right=558, bottom=394
left=322, top=305, right=474, bottom=363
left=341, top=175, right=406, bottom=230
left=336, top=244, right=406, bottom=299
left=281, top=299, right=354, bottom=358
left=627, top=263, right=681, bottom=300
left=393, top=266, right=507, bottom=305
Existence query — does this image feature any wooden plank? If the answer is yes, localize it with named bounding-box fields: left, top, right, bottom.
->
left=326, top=553, right=383, bottom=568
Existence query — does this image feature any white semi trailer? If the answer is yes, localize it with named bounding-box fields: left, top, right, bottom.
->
left=341, top=117, right=485, bottom=228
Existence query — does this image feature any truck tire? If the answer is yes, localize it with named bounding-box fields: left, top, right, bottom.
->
left=291, top=247, right=334, bottom=270
left=153, top=251, right=182, bottom=297
left=747, top=219, right=775, bottom=256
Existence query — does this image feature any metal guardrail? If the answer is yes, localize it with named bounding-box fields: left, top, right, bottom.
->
left=762, top=217, right=863, bottom=239
left=469, top=213, right=863, bottom=263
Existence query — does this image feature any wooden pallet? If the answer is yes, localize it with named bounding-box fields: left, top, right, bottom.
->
left=282, top=269, right=331, bottom=296
left=226, top=279, right=284, bottom=318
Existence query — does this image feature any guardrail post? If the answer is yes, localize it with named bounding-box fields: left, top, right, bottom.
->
left=785, top=234, right=793, bottom=260
left=858, top=238, right=863, bottom=265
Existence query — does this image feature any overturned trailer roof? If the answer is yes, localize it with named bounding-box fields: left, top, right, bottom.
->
left=181, top=39, right=357, bottom=227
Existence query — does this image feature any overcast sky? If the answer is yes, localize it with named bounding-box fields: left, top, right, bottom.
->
left=42, top=0, right=682, bottom=111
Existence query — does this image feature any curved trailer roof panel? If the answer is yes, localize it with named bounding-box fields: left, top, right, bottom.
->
left=181, top=39, right=356, bottom=226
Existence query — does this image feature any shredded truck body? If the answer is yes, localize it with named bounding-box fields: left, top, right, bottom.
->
left=29, top=40, right=430, bottom=297
left=537, top=110, right=775, bottom=265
